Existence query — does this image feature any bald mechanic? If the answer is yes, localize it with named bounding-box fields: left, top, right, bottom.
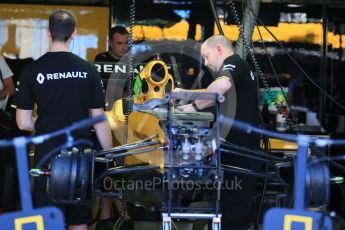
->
left=174, top=35, right=261, bottom=229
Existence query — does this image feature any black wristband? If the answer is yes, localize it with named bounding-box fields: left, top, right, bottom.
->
left=192, top=101, right=200, bottom=112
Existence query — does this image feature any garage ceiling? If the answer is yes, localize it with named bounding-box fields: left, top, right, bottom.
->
left=2, top=0, right=345, bottom=24
left=1, top=0, right=345, bottom=7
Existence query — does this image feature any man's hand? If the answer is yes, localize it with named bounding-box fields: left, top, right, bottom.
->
left=172, top=88, right=185, bottom=93
left=171, top=88, right=186, bottom=105
left=176, top=103, right=195, bottom=112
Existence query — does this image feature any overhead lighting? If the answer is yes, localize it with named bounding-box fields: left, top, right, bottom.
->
left=287, top=4, right=304, bottom=8
left=153, top=0, right=192, bottom=4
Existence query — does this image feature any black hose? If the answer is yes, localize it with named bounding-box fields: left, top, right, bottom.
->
left=209, top=0, right=224, bottom=35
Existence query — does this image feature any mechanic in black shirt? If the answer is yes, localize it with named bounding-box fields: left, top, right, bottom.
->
left=94, top=25, right=131, bottom=110
left=95, top=26, right=129, bottom=63
left=94, top=25, right=134, bottom=230
left=174, top=35, right=260, bottom=229
left=15, top=10, right=113, bottom=230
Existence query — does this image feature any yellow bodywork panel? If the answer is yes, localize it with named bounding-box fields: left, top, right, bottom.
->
left=125, top=111, right=165, bottom=173
left=106, top=99, right=165, bottom=173
left=266, top=138, right=298, bottom=151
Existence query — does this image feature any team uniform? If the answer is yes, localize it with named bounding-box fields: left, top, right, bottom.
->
left=217, top=54, right=261, bottom=229
left=94, top=51, right=127, bottom=165
left=95, top=52, right=120, bottom=63
left=15, top=51, right=105, bottom=225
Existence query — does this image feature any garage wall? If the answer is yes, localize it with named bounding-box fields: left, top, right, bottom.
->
left=0, top=4, right=108, bottom=61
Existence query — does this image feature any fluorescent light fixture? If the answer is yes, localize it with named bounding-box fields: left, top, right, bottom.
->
left=287, top=4, right=304, bottom=8
left=153, top=0, right=192, bottom=4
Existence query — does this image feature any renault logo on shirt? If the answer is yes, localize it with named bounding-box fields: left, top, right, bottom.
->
left=36, top=72, right=88, bottom=84
left=37, top=74, right=45, bottom=84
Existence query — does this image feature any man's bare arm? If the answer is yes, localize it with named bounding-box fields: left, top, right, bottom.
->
left=175, top=77, right=231, bottom=112
left=16, top=109, right=36, bottom=131
left=194, top=77, right=232, bottom=109
left=173, top=88, right=207, bottom=93
left=91, top=108, right=113, bottom=149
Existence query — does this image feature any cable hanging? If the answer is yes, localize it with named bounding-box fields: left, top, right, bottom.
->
left=123, top=0, right=136, bottom=146
left=227, top=1, right=298, bottom=130
left=246, top=3, right=345, bottom=113
left=244, top=3, right=345, bottom=173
